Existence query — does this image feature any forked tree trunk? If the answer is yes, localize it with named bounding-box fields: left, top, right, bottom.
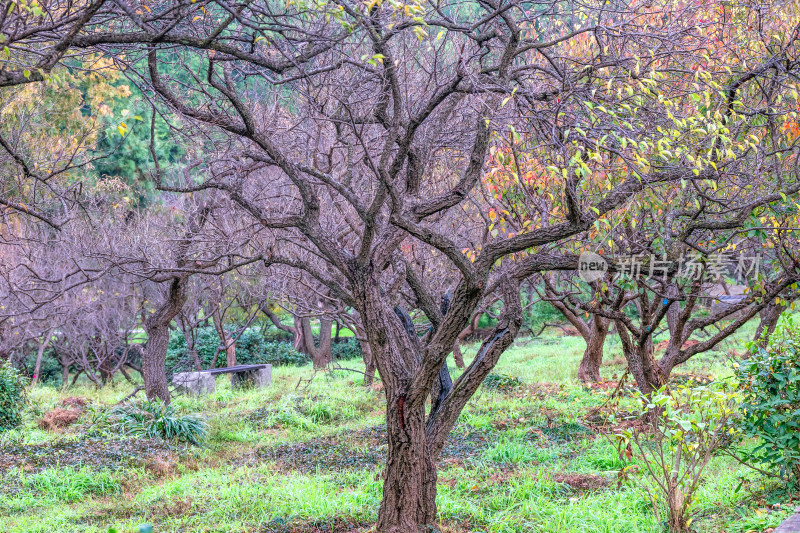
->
left=577, top=316, right=609, bottom=382
left=617, top=320, right=662, bottom=394
left=301, top=316, right=332, bottom=369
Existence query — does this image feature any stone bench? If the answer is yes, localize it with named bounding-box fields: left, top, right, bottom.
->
left=775, top=507, right=800, bottom=533
left=172, top=364, right=272, bottom=395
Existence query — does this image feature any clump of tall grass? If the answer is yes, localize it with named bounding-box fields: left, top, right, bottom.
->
left=89, top=400, right=208, bottom=445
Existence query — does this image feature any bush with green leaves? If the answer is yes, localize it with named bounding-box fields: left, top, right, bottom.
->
left=167, top=327, right=308, bottom=370
left=0, top=363, right=29, bottom=431
left=262, top=341, right=309, bottom=366
left=483, top=373, right=523, bottom=392
left=616, top=384, right=740, bottom=533
left=735, top=314, right=800, bottom=484
left=20, top=348, right=63, bottom=386
left=331, top=338, right=362, bottom=361
left=89, top=400, right=207, bottom=445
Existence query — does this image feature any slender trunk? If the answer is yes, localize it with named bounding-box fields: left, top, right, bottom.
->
left=60, top=360, right=70, bottom=390
left=180, top=322, right=203, bottom=370
left=142, top=324, right=171, bottom=404
left=451, top=341, right=465, bottom=369
left=225, top=342, right=236, bottom=367
left=451, top=312, right=479, bottom=369
left=577, top=316, right=609, bottom=383
left=377, top=393, right=437, bottom=532
left=753, top=301, right=785, bottom=347
left=293, top=316, right=308, bottom=354
left=361, top=340, right=377, bottom=386
left=29, top=330, right=53, bottom=388
left=212, top=310, right=236, bottom=367
left=118, top=365, right=136, bottom=384
left=189, top=346, right=202, bottom=370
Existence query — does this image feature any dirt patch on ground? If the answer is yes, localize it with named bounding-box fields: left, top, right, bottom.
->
left=151, top=496, right=194, bottom=518
left=261, top=518, right=476, bottom=533
left=0, top=437, right=180, bottom=475
left=262, top=517, right=371, bottom=532
left=144, top=453, right=179, bottom=478
left=254, top=424, right=500, bottom=473
left=554, top=473, right=610, bottom=492
left=256, top=437, right=385, bottom=472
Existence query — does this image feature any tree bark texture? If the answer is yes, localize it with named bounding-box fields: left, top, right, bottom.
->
left=576, top=316, right=609, bottom=383
left=143, top=277, right=188, bottom=404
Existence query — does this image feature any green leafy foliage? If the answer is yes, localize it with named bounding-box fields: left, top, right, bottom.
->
left=483, top=373, right=523, bottom=392
left=616, top=384, right=740, bottom=532
left=0, top=363, right=29, bottom=431
left=88, top=400, right=207, bottom=445
left=25, top=466, right=121, bottom=503
left=736, top=314, right=800, bottom=484
left=522, top=299, right=566, bottom=333
left=331, top=338, right=362, bottom=361
left=166, top=327, right=309, bottom=370
left=19, top=348, right=63, bottom=386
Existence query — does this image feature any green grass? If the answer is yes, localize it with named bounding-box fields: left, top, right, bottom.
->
left=1, top=317, right=794, bottom=533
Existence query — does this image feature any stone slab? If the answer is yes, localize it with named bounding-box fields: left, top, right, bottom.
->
left=775, top=507, right=800, bottom=533
left=172, top=372, right=216, bottom=395
left=230, top=364, right=272, bottom=389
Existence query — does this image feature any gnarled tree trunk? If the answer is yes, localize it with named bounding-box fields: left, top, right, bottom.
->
left=143, top=277, right=188, bottom=404
left=576, top=316, right=609, bottom=383
left=617, top=319, right=662, bottom=394
left=378, top=392, right=438, bottom=532
left=142, top=323, right=172, bottom=403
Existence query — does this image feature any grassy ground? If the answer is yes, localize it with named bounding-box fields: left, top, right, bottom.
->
left=1, top=321, right=795, bottom=533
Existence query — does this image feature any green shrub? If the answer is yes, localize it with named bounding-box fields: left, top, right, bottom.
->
left=166, top=326, right=222, bottom=371
left=483, top=373, right=523, bottom=392
left=332, top=338, right=362, bottom=361
left=20, top=348, right=63, bottom=386
left=616, top=384, right=740, bottom=533
left=736, top=314, right=800, bottom=484
left=522, top=300, right=564, bottom=333
left=0, top=363, right=29, bottom=431
left=262, top=341, right=309, bottom=366
left=89, top=400, right=207, bottom=445
left=167, top=327, right=308, bottom=369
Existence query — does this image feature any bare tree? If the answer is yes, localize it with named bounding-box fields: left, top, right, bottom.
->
left=4, top=1, right=800, bottom=530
